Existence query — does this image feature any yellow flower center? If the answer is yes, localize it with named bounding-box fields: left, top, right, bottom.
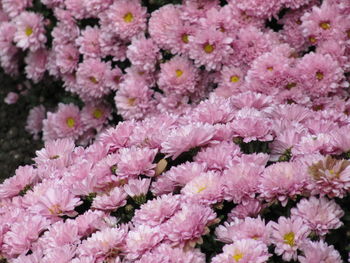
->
left=128, top=97, right=136, bottom=106
left=49, top=204, right=62, bottom=215
left=319, top=21, right=331, bottom=30
left=203, top=43, right=214, bottom=54
left=267, top=66, right=274, bottom=71
left=197, top=186, right=207, bottom=193
left=232, top=251, right=244, bottom=262
left=283, top=232, right=295, bottom=247
left=230, top=75, right=240, bottom=83
left=182, top=34, right=189, bottom=44
left=66, top=117, right=75, bottom=128
left=89, top=76, right=99, bottom=84
left=123, top=12, right=134, bottom=23
left=25, top=26, right=33, bottom=36
left=316, top=71, right=324, bottom=81
left=309, top=36, right=317, bottom=44
left=93, top=108, right=103, bottom=119
left=175, top=69, right=183, bottom=78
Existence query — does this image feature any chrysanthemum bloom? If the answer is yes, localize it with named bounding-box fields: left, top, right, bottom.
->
left=136, top=243, right=206, bottom=263
left=82, top=0, right=112, bottom=17
left=296, top=53, right=345, bottom=98
left=91, top=187, right=127, bottom=211
left=211, top=239, right=270, bottom=263
left=76, top=58, right=112, bottom=100
left=44, top=103, right=85, bottom=140
left=215, top=66, right=246, bottom=97
left=215, top=216, right=269, bottom=245
left=2, top=0, right=32, bottom=18
left=124, top=178, right=151, bottom=200
left=78, top=225, right=128, bottom=261
left=222, top=160, right=264, bottom=204
left=161, top=122, right=216, bottom=159
left=65, top=0, right=87, bottom=19
left=158, top=56, right=199, bottom=96
left=291, top=196, right=344, bottom=236
left=307, top=155, right=350, bottom=198
left=76, top=26, right=101, bottom=58
left=34, top=138, right=75, bottom=168
left=4, top=92, right=19, bottom=105
left=301, top=1, right=346, bottom=43
left=181, top=171, right=223, bottom=205
left=29, top=186, right=82, bottom=220
left=98, top=29, right=127, bottom=61
left=194, top=141, right=240, bottom=171
left=298, top=240, right=342, bottom=263
left=81, top=102, right=111, bottom=131
left=161, top=202, right=216, bottom=247
left=24, top=48, right=48, bottom=83
left=75, top=210, right=108, bottom=237
left=259, top=162, right=309, bottom=206
left=114, top=76, right=156, bottom=120
left=25, top=105, right=45, bottom=139
left=228, top=200, right=264, bottom=220
left=189, top=28, right=232, bottom=71
left=126, top=36, right=160, bottom=72
left=116, top=146, right=157, bottom=180
left=125, top=225, right=164, bottom=260
left=13, top=11, right=46, bottom=52
left=2, top=215, right=49, bottom=258
left=132, top=194, right=181, bottom=227
left=180, top=0, right=220, bottom=23
left=268, top=216, right=310, bottom=261
left=235, top=0, right=282, bottom=18
left=101, top=0, right=147, bottom=40
left=232, top=108, right=273, bottom=143
left=0, top=165, right=38, bottom=199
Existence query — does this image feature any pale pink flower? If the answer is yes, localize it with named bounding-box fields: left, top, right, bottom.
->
left=127, top=35, right=160, bottom=72
left=65, top=0, right=87, bottom=19
left=81, top=102, right=111, bottom=131
left=161, top=123, right=216, bottom=159
left=211, top=239, right=270, bottom=263
left=101, top=0, right=147, bottom=40
left=2, top=0, right=32, bottom=18
left=259, top=162, right=309, bottom=206
left=132, top=194, right=181, bottom=227
left=158, top=56, right=199, bottom=95
left=24, top=48, right=48, bottom=83
left=75, top=210, right=108, bottom=237
left=161, top=202, right=216, bottom=246
left=125, top=225, right=164, bottom=260
left=298, top=240, right=342, bottom=263
left=268, top=216, right=310, bottom=261
left=13, top=11, right=46, bottom=51
left=25, top=105, right=46, bottom=139
left=4, top=92, right=19, bottom=104
left=235, top=0, right=282, bottom=18
left=181, top=0, right=220, bottom=23
left=91, top=187, right=127, bottom=211
left=228, top=200, right=264, bottom=220
left=291, top=196, right=344, bottom=236
left=83, top=0, right=112, bottom=17
left=124, top=178, right=151, bottom=198
left=76, top=26, right=101, bottom=58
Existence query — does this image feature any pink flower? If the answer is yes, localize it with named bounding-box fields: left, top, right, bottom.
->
left=126, top=35, right=160, bottom=72
left=13, top=11, right=46, bottom=51
left=235, top=0, right=282, bottom=18
left=161, top=123, right=216, bottom=159
left=268, top=216, right=310, bottom=261
left=189, top=28, right=233, bottom=71
left=298, top=240, right=342, bottom=263
left=216, top=66, right=247, bottom=97
left=125, top=225, right=164, bottom=260
left=81, top=102, right=111, bottom=131
left=2, top=0, right=32, bottom=18
left=83, top=0, right=111, bottom=17
left=161, top=202, right=216, bottom=246
left=307, top=155, right=350, bottom=198
left=4, top=92, right=19, bottom=104
left=25, top=105, right=45, bottom=139
left=259, top=162, right=309, bottom=206
left=291, top=196, right=344, bottom=236
left=124, top=178, right=151, bottom=198
left=116, top=146, right=157, bottom=179
left=228, top=200, right=264, bottom=220
left=91, top=187, right=127, bottom=211
left=132, top=194, right=181, bottom=227
left=76, top=58, right=112, bottom=100
left=158, top=56, right=199, bottom=96
left=101, top=0, right=147, bottom=40
left=211, top=239, right=270, bottom=263
left=24, top=48, right=48, bottom=83
left=0, top=165, right=38, bottom=199
left=76, top=26, right=101, bottom=58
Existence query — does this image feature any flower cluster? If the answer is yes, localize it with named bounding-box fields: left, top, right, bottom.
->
left=1, top=0, right=350, bottom=262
